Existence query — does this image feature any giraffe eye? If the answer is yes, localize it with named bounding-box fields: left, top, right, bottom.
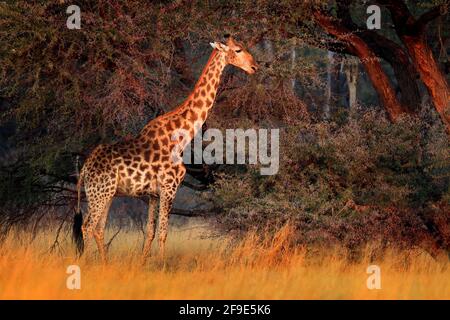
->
left=235, top=49, right=242, bottom=53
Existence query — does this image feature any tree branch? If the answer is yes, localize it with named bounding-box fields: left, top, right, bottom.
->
left=170, top=207, right=214, bottom=217
left=135, top=195, right=216, bottom=217
left=331, top=1, right=421, bottom=112
left=313, top=9, right=407, bottom=120
left=415, top=4, right=449, bottom=31
left=181, top=180, right=208, bottom=191
left=376, top=0, right=448, bottom=35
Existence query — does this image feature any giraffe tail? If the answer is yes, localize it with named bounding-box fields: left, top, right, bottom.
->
left=73, top=167, right=84, bottom=256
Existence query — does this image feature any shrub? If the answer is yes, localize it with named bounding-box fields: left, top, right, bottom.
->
left=211, top=110, right=450, bottom=254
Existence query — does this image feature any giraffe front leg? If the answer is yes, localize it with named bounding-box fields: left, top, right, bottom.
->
left=157, top=188, right=176, bottom=260
left=141, top=196, right=158, bottom=265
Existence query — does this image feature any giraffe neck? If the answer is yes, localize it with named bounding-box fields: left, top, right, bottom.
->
left=138, top=49, right=227, bottom=146
left=190, top=49, right=227, bottom=111
left=176, top=49, right=227, bottom=136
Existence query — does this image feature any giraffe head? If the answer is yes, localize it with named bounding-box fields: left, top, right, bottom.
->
left=210, top=35, right=258, bottom=74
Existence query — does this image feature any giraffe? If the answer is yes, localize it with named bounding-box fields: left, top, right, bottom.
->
left=73, top=35, right=258, bottom=264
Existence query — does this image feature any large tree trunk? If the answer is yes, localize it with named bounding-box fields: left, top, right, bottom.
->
left=378, top=0, right=450, bottom=131
left=360, top=31, right=422, bottom=113
left=314, top=11, right=407, bottom=121
left=334, top=0, right=421, bottom=113
left=402, top=34, right=450, bottom=131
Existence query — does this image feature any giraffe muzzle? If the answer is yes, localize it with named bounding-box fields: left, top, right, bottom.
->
left=247, top=64, right=258, bottom=74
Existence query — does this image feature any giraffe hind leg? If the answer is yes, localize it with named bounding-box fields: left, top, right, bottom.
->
left=93, top=198, right=113, bottom=265
left=82, top=199, right=109, bottom=263
left=81, top=210, right=95, bottom=261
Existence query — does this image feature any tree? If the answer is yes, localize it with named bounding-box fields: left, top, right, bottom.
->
left=314, top=9, right=407, bottom=121
left=0, top=0, right=448, bottom=253
left=312, top=0, right=449, bottom=129
left=377, top=0, right=450, bottom=131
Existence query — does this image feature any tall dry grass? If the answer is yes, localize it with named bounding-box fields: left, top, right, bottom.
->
left=0, top=223, right=448, bottom=299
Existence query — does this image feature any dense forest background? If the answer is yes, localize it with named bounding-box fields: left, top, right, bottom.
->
left=0, top=0, right=449, bottom=255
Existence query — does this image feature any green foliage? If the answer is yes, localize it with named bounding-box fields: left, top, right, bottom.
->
left=0, top=0, right=448, bottom=249
left=0, top=0, right=320, bottom=211
left=0, top=1, right=173, bottom=157
left=212, top=110, right=450, bottom=249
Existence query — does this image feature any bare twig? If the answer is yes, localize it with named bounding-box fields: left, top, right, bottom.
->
left=106, top=226, right=123, bottom=252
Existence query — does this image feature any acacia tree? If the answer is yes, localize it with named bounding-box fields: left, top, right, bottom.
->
left=377, top=0, right=449, bottom=131
left=0, top=0, right=448, bottom=238
left=0, top=1, right=199, bottom=228
left=312, top=0, right=449, bottom=128
left=0, top=0, right=291, bottom=227
left=313, top=10, right=407, bottom=121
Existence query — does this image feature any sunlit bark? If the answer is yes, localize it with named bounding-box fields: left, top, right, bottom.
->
left=314, top=10, right=407, bottom=121
left=379, top=0, right=450, bottom=131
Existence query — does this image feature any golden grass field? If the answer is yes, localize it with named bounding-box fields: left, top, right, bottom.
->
left=0, top=222, right=449, bottom=300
